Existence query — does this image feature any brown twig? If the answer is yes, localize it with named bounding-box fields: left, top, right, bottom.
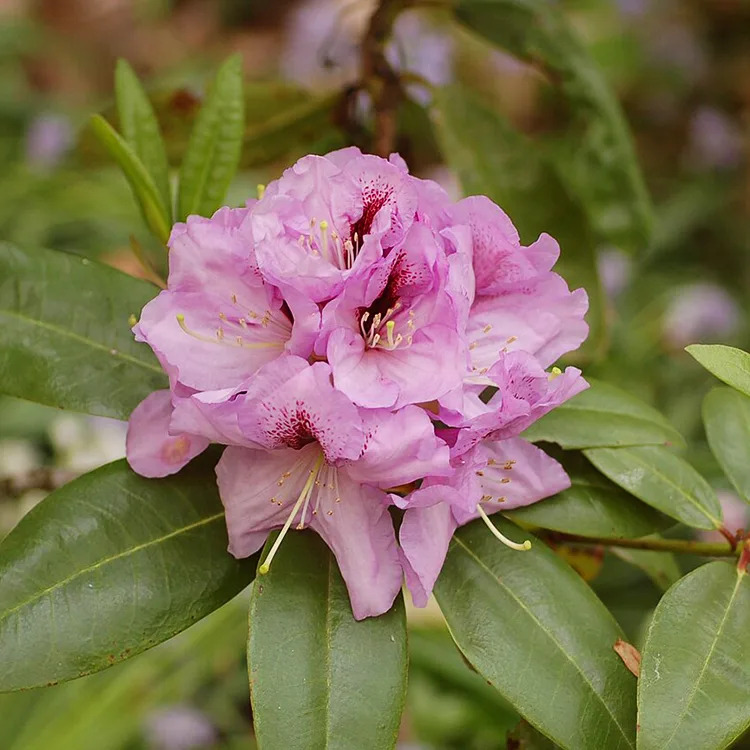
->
left=361, top=0, right=406, bottom=156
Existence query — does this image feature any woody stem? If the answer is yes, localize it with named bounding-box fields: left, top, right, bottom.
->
left=362, top=0, right=407, bottom=156
left=539, top=530, right=741, bottom=558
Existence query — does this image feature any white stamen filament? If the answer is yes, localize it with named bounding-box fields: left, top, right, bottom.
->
left=359, top=302, right=407, bottom=350
left=176, top=314, right=284, bottom=350
left=476, top=504, right=531, bottom=551
left=259, top=454, right=325, bottom=574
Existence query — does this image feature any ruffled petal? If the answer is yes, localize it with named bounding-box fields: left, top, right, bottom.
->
left=347, top=405, right=451, bottom=488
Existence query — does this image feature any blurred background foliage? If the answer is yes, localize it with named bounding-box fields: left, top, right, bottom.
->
left=0, top=0, right=748, bottom=747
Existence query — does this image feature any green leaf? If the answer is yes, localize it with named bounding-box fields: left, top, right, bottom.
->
left=703, top=387, right=750, bottom=503
left=0, top=242, right=166, bottom=419
left=242, top=90, right=345, bottom=168
left=0, top=455, right=256, bottom=692
left=431, top=85, right=605, bottom=355
left=522, top=379, right=684, bottom=449
left=584, top=446, right=722, bottom=530
left=507, top=450, right=673, bottom=538
left=177, top=54, right=244, bottom=221
left=453, top=0, right=653, bottom=252
left=609, top=546, right=681, bottom=592
left=115, top=59, right=172, bottom=221
left=435, top=518, right=636, bottom=750
left=89, top=114, right=171, bottom=243
left=638, top=561, right=750, bottom=749
left=687, top=344, right=750, bottom=398
left=248, top=531, right=407, bottom=750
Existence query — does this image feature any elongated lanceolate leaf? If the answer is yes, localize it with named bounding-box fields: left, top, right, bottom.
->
left=248, top=531, right=407, bottom=750
left=0, top=455, right=257, bottom=692
left=687, top=344, right=750, bottom=398
left=435, top=518, right=637, bottom=750
left=115, top=59, right=172, bottom=221
left=638, top=561, right=750, bottom=749
left=0, top=242, right=166, bottom=419
left=522, top=378, right=684, bottom=449
left=584, top=445, right=722, bottom=530
left=453, top=0, right=653, bottom=252
left=703, top=387, right=750, bottom=504
left=507, top=450, right=672, bottom=538
left=89, top=114, right=171, bottom=243
left=178, top=54, right=244, bottom=221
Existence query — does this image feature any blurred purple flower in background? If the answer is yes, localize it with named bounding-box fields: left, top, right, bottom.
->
left=25, top=113, right=73, bottom=170
left=663, top=282, right=740, bottom=348
left=145, top=705, right=217, bottom=750
left=598, top=248, right=633, bottom=300
left=281, top=0, right=371, bottom=86
left=687, top=107, right=744, bottom=170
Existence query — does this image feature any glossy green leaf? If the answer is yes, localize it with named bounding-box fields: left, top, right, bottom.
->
left=522, top=379, right=684, bottom=449
left=687, top=344, right=750, bottom=398
left=248, top=531, right=407, bottom=750
left=89, top=114, right=171, bottom=243
left=453, top=0, right=653, bottom=252
left=0, top=455, right=257, bottom=692
left=115, top=59, right=172, bottom=221
left=435, top=518, right=637, bottom=750
left=638, top=561, right=750, bottom=749
left=703, top=387, right=750, bottom=503
left=177, top=54, right=244, bottom=221
left=0, top=242, right=166, bottom=419
left=584, top=446, right=722, bottom=530
left=431, top=85, right=604, bottom=353
left=507, top=450, right=672, bottom=538
left=610, top=547, right=680, bottom=592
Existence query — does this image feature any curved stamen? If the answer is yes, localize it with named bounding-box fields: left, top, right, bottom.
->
left=176, top=314, right=285, bottom=350
left=476, top=504, right=531, bottom=551
left=259, top=454, right=325, bottom=574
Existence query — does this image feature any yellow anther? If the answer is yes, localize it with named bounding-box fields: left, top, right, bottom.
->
left=128, top=314, right=137, bottom=327
left=549, top=366, right=563, bottom=380
left=257, top=184, right=266, bottom=199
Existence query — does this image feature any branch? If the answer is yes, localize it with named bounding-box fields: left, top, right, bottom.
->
left=361, top=0, right=406, bottom=156
left=541, top=531, right=739, bottom=558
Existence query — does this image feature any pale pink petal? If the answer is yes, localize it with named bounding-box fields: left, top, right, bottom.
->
left=312, top=468, right=403, bottom=620
left=452, top=437, right=571, bottom=524
left=238, top=357, right=366, bottom=462
left=399, top=503, right=456, bottom=607
left=126, top=390, right=208, bottom=478
left=346, top=405, right=452, bottom=488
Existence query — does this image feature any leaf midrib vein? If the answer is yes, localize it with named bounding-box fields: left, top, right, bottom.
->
left=451, top=535, right=635, bottom=750
left=606, top=449, right=721, bottom=527
left=661, top=571, right=745, bottom=750
left=0, top=512, right=224, bottom=625
left=0, top=309, right=163, bottom=374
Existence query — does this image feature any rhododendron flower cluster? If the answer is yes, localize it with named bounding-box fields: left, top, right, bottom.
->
left=126, top=148, right=589, bottom=620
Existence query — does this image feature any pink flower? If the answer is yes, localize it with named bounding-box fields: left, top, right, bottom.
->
left=316, top=222, right=466, bottom=408
left=126, top=148, right=590, bottom=618
left=135, top=207, right=319, bottom=391
left=252, top=150, right=417, bottom=303
left=177, top=355, right=450, bottom=620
